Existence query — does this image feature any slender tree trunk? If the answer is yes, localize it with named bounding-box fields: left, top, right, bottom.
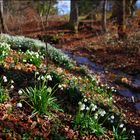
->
left=69, top=0, right=78, bottom=33
left=130, top=0, right=137, bottom=17
left=45, top=0, right=51, bottom=26
left=102, top=0, right=107, bottom=33
left=0, top=0, right=5, bottom=33
left=116, top=0, right=127, bottom=39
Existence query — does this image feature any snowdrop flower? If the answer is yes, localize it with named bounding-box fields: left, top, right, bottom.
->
left=78, top=102, right=82, bottom=105
left=37, top=76, right=40, bottom=80
left=114, top=89, right=117, bottom=92
left=58, top=84, right=62, bottom=88
left=58, top=84, right=63, bottom=90
left=99, top=110, right=106, bottom=117
left=3, top=76, right=7, bottom=82
left=46, top=75, right=52, bottom=81
left=110, top=120, right=114, bottom=123
left=119, top=123, right=124, bottom=128
left=84, top=98, right=87, bottom=102
left=41, top=76, right=45, bottom=80
left=16, top=103, right=22, bottom=108
left=123, top=127, right=126, bottom=131
left=94, top=113, right=98, bottom=119
left=18, top=90, right=23, bottom=95
left=80, top=104, right=85, bottom=111
left=35, top=71, right=39, bottom=75
left=131, top=130, right=135, bottom=134
left=86, top=107, right=89, bottom=110
left=111, top=115, right=115, bottom=120
left=91, top=104, right=97, bottom=111
left=23, top=59, right=27, bottom=62
left=10, top=85, right=14, bottom=89
left=11, top=80, right=14, bottom=84
left=132, top=136, right=135, bottom=140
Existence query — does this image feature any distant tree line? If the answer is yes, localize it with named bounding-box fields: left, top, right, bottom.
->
left=69, top=0, right=138, bottom=38
left=0, top=0, right=138, bottom=39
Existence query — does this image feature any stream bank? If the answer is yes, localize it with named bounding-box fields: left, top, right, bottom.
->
left=64, top=51, right=140, bottom=110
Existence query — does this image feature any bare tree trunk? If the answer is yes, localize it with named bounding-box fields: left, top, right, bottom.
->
left=116, top=0, right=127, bottom=39
left=102, top=0, right=107, bottom=33
left=69, top=0, right=78, bottom=33
left=0, top=0, right=5, bottom=33
left=130, top=0, right=137, bottom=17
left=45, top=0, right=51, bottom=27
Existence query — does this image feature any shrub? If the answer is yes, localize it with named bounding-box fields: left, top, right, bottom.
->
left=0, top=83, right=9, bottom=103
left=22, top=76, right=61, bottom=115
left=0, top=34, right=46, bottom=52
left=0, top=42, right=10, bottom=61
left=46, top=43, right=75, bottom=69
left=23, top=50, right=43, bottom=67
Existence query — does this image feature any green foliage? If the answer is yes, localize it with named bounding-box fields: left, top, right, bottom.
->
left=22, top=76, right=61, bottom=115
left=23, top=50, right=43, bottom=67
left=112, top=125, right=129, bottom=140
left=0, top=76, right=9, bottom=103
left=0, top=42, right=10, bottom=61
left=46, top=43, right=75, bottom=69
left=0, top=34, right=75, bottom=69
left=0, top=34, right=46, bottom=52
left=73, top=99, right=107, bottom=136
left=0, top=83, right=8, bottom=103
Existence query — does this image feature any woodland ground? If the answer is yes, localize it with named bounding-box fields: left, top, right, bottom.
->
left=1, top=12, right=140, bottom=139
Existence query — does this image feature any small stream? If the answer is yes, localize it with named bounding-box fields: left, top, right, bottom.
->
left=64, top=51, right=140, bottom=110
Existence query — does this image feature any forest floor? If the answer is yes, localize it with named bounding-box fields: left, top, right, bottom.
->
left=2, top=14, right=140, bottom=139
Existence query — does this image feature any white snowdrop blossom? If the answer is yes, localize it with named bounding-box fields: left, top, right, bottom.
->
left=132, top=136, right=135, bottom=140
left=111, top=115, right=114, bottom=120
left=37, top=76, right=40, bottom=81
left=10, top=85, right=14, bottom=89
left=18, top=90, right=23, bottom=95
left=131, top=130, right=135, bottom=134
left=35, top=71, right=39, bottom=75
left=123, top=127, right=126, bottom=131
left=110, top=120, right=114, bottom=123
left=91, top=104, right=97, bottom=111
left=11, top=80, right=14, bottom=84
left=99, top=110, right=106, bottom=117
left=58, top=84, right=63, bottom=90
left=46, top=75, right=52, bottom=81
left=78, top=102, right=82, bottom=105
left=84, top=98, right=87, bottom=102
left=41, top=76, right=45, bottom=80
left=80, top=104, right=85, bottom=111
left=3, top=76, right=7, bottom=82
left=86, top=107, right=89, bottom=110
left=119, top=123, right=124, bottom=128
left=16, top=103, right=22, bottom=108
left=23, top=59, right=27, bottom=62
left=94, top=113, right=98, bottom=119
left=58, top=84, right=62, bottom=88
